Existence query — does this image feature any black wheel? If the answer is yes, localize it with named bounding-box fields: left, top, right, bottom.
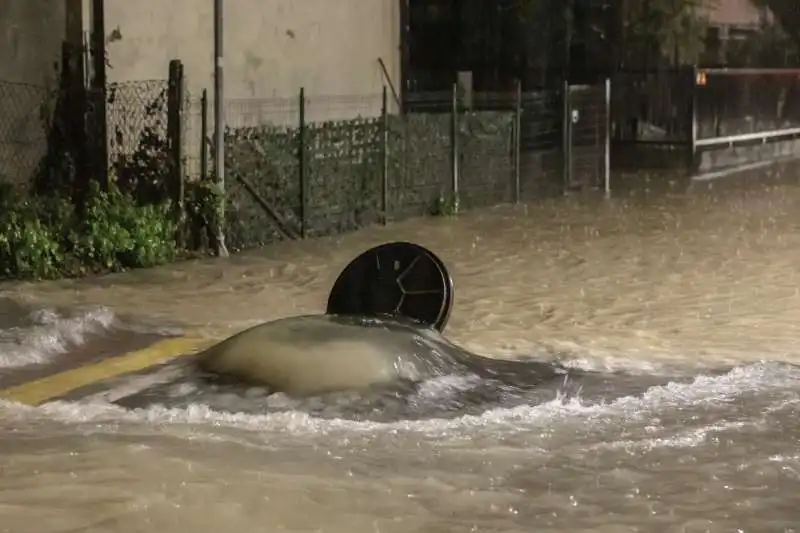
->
left=326, top=242, right=454, bottom=332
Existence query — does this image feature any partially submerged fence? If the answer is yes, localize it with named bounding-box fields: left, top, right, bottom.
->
left=0, top=63, right=611, bottom=255
left=611, top=68, right=695, bottom=147
left=217, top=88, right=515, bottom=249
left=694, top=68, right=800, bottom=143
left=563, top=82, right=611, bottom=192
left=0, top=60, right=183, bottom=210
left=612, top=67, right=800, bottom=174
left=205, top=82, right=610, bottom=251
left=6, top=59, right=799, bottom=255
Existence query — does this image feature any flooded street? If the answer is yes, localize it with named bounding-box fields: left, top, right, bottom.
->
left=2, top=170, right=800, bottom=532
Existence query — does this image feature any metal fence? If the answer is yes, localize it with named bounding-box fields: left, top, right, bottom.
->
left=200, top=83, right=610, bottom=251
left=611, top=67, right=800, bottom=172
left=0, top=81, right=52, bottom=189
left=564, top=82, right=611, bottom=191
left=104, top=79, right=173, bottom=201
left=611, top=68, right=695, bottom=146
left=0, top=78, right=111, bottom=199
left=694, top=68, right=800, bottom=144
left=0, top=72, right=611, bottom=254
left=0, top=53, right=191, bottom=214
left=0, top=77, right=176, bottom=201
left=217, top=89, right=516, bottom=249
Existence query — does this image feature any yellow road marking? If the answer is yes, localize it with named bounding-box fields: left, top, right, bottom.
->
left=0, top=336, right=214, bottom=406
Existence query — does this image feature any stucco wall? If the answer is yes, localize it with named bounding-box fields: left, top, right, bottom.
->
left=0, top=0, right=76, bottom=85
left=0, top=0, right=82, bottom=185
left=103, top=0, right=401, bottom=124
left=706, top=0, right=770, bottom=28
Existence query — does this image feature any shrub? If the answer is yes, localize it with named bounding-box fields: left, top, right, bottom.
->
left=70, top=182, right=177, bottom=271
left=184, top=179, right=224, bottom=252
left=0, top=181, right=180, bottom=280
left=0, top=206, right=65, bottom=280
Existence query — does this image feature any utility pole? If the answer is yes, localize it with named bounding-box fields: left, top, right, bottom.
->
left=213, top=0, right=229, bottom=257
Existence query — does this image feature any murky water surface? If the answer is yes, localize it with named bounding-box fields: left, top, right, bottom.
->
left=2, top=171, right=800, bottom=532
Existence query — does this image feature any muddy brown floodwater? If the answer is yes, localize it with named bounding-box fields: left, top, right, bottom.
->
left=1, top=168, right=800, bottom=532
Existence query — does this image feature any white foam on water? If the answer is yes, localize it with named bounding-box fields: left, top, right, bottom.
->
left=414, top=374, right=485, bottom=400
left=78, top=365, right=190, bottom=404
left=114, top=321, right=186, bottom=337
left=511, top=338, right=706, bottom=376
left=0, top=306, right=116, bottom=368
left=591, top=420, right=755, bottom=453
left=560, top=354, right=691, bottom=375
left=2, top=360, right=797, bottom=441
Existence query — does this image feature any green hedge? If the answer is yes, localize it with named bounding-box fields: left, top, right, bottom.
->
left=0, top=182, right=178, bottom=280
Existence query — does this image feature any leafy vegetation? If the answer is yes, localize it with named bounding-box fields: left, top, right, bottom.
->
left=0, top=68, right=230, bottom=282
left=617, top=0, right=709, bottom=66
left=433, top=193, right=460, bottom=217
left=755, top=0, right=800, bottom=54
left=725, top=10, right=799, bottom=67
left=0, top=181, right=178, bottom=280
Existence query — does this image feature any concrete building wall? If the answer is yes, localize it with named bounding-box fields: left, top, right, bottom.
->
left=0, top=0, right=79, bottom=85
left=0, top=0, right=83, bottom=186
left=706, top=0, right=770, bottom=29
left=100, top=0, right=402, bottom=178
left=103, top=0, right=402, bottom=123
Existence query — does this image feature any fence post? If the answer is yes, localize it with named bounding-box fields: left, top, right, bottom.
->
left=89, top=0, right=109, bottom=191
left=689, top=65, right=699, bottom=171
left=513, top=79, right=522, bottom=204
left=298, top=87, right=307, bottom=238
left=200, top=88, right=208, bottom=181
left=561, top=79, right=572, bottom=191
left=57, top=42, right=90, bottom=208
left=450, top=82, right=459, bottom=211
left=212, top=0, right=229, bottom=257
left=381, top=86, right=389, bottom=225
left=167, top=59, right=185, bottom=244
left=604, top=77, right=611, bottom=197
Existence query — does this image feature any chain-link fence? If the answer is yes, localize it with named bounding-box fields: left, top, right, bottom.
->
left=1, top=70, right=611, bottom=256
left=216, top=85, right=600, bottom=252
left=0, top=76, right=175, bottom=204
left=0, top=81, right=55, bottom=190
left=182, top=91, right=207, bottom=181
left=105, top=79, right=172, bottom=202
left=565, top=83, right=610, bottom=191
left=518, top=90, right=564, bottom=198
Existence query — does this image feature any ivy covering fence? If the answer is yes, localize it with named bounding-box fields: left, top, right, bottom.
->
left=222, top=91, right=517, bottom=251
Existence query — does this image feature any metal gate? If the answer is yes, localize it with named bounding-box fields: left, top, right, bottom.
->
left=563, top=81, right=611, bottom=193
